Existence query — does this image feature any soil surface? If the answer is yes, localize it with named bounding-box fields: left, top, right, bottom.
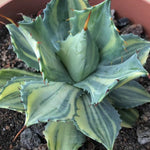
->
left=0, top=11, right=150, bottom=150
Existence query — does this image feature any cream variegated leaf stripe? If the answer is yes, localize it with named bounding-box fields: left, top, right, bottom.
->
left=108, top=80, right=150, bottom=108
left=43, top=121, right=85, bottom=150
left=6, top=24, right=39, bottom=70
left=74, top=95, right=121, bottom=150
left=0, top=77, right=25, bottom=112
left=0, top=69, right=40, bottom=92
left=121, top=34, right=150, bottom=65
left=21, top=81, right=81, bottom=126
left=0, top=71, right=41, bottom=112
left=109, top=34, right=150, bottom=65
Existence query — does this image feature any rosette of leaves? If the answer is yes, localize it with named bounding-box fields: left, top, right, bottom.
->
left=0, top=0, right=150, bottom=150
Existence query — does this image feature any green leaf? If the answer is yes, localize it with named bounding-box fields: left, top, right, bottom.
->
left=118, top=108, right=139, bottom=128
left=75, top=54, right=148, bottom=104
left=0, top=77, right=24, bottom=112
left=73, top=95, right=121, bottom=150
left=43, top=0, right=89, bottom=46
left=58, top=30, right=99, bottom=82
left=121, top=34, right=150, bottom=65
left=108, top=80, right=150, bottom=109
left=0, top=69, right=41, bottom=112
left=21, top=15, right=33, bottom=23
left=0, top=69, right=40, bottom=92
left=19, top=16, right=72, bottom=83
left=0, top=71, right=41, bottom=112
left=22, top=81, right=81, bottom=126
left=6, top=24, right=39, bottom=70
left=110, top=34, right=150, bottom=65
left=70, top=0, right=125, bottom=65
left=43, top=121, right=85, bottom=150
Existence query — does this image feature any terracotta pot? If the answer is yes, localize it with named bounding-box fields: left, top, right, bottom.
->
left=0, top=0, right=49, bottom=23
left=0, top=0, right=150, bottom=38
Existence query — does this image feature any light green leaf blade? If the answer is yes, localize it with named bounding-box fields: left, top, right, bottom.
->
left=6, top=24, right=39, bottom=70
left=75, top=54, right=148, bottom=104
left=118, top=108, right=139, bottom=128
left=0, top=72, right=41, bottom=112
left=74, top=95, right=121, bottom=150
left=19, top=16, right=72, bottom=83
left=0, top=69, right=40, bottom=92
left=108, top=80, right=150, bottom=109
left=110, top=33, right=150, bottom=65
left=58, top=30, right=99, bottom=82
left=43, top=121, right=85, bottom=150
left=0, top=68, right=40, bottom=112
left=22, top=81, right=81, bottom=126
left=0, top=77, right=24, bottom=112
left=70, top=0, right=125, bottom=65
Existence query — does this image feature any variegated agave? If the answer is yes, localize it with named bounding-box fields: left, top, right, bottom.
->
left=1, top=0, right=150, bottom=150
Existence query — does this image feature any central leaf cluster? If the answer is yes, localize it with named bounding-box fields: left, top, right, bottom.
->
left=58, top=29, right=99, bottom=82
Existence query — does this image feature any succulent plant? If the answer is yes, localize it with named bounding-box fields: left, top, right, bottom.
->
left=1, top=0, right=150, bottom=149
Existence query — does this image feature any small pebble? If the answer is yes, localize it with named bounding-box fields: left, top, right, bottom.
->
left=117, top=17, right=130, bottom=27
left=20, top=128, right=42, bottom=149
left=137, top=126, right=150, bottom=144
left=5, top=125, right=10, bottom=130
